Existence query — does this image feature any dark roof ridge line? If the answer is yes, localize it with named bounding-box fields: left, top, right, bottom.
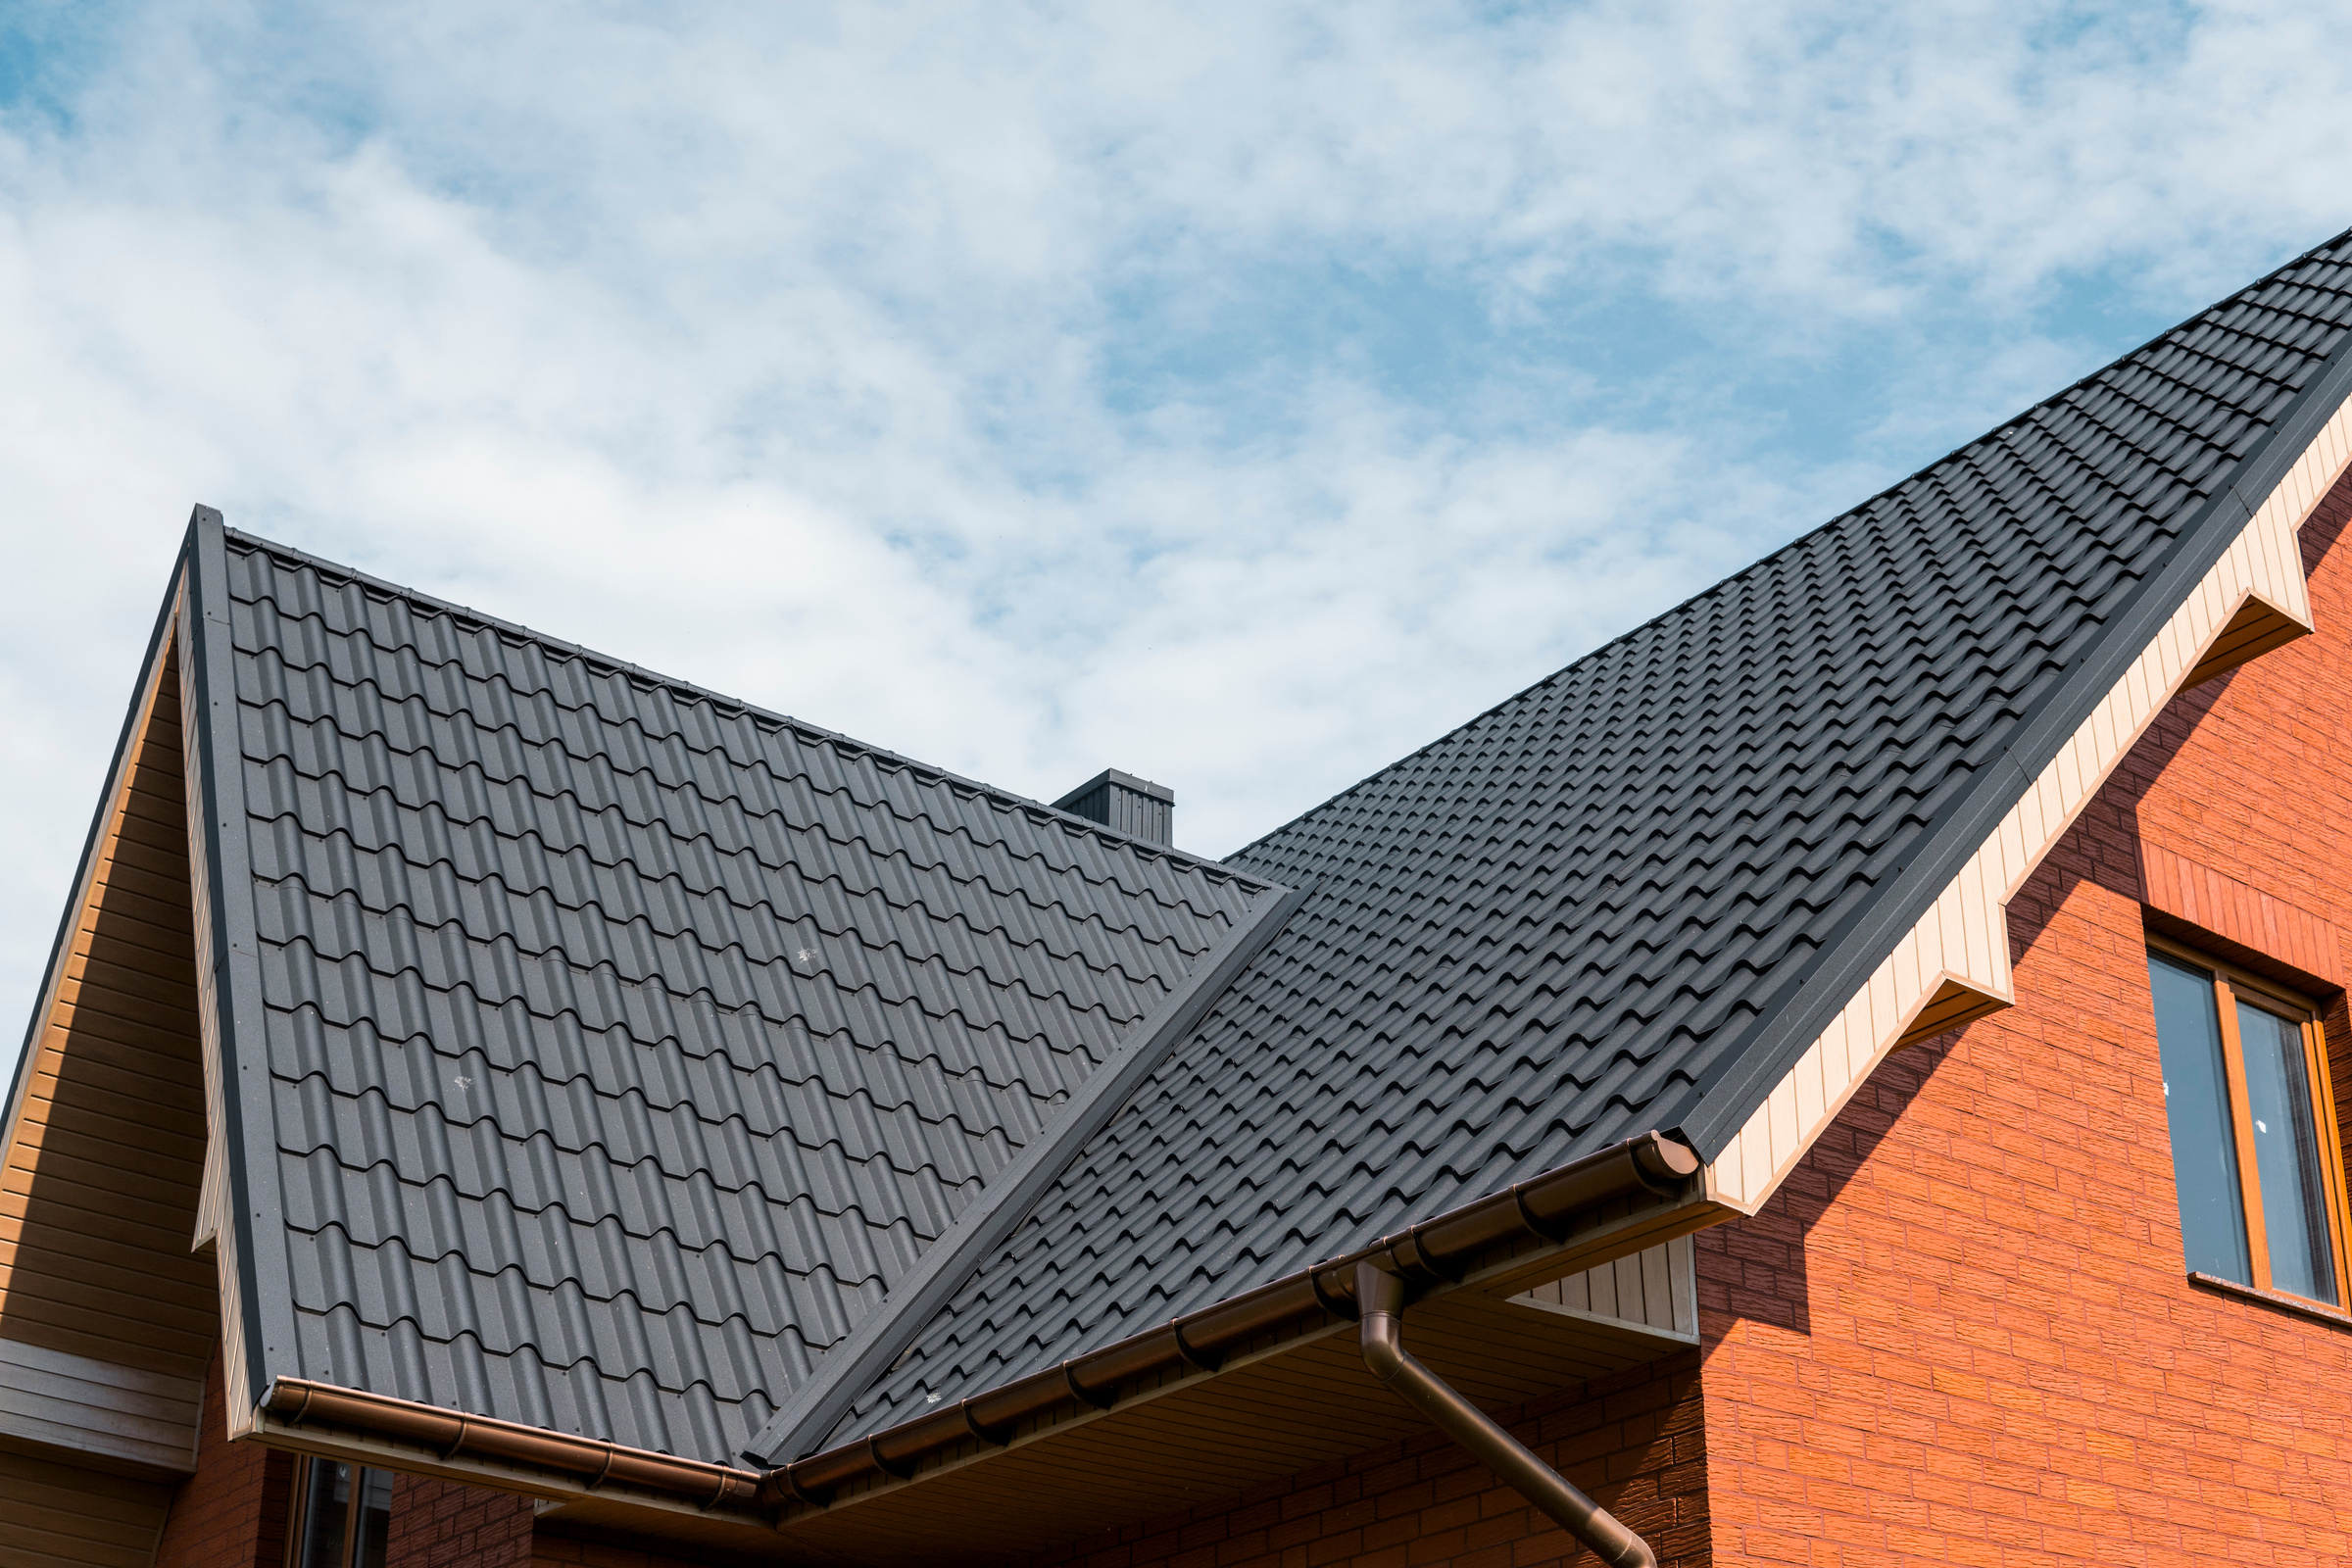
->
left=220, top=525, right=1261, bottom=886
left=1671, top=293, right=2352, bottom=1158
left=1223, top=225, right=2352, bottom=866
left=741, top=879, right=1309, bottom=1469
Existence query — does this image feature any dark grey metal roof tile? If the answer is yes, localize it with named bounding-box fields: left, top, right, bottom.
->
left=210, top=524, right=1271, bottom=1460
left=828, top=229, right=2352, bottom=1446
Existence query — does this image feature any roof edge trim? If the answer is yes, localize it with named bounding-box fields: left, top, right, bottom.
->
left=215, top=527, right=1259, bottom=885
left=1704, top=395, right=2351, bottom=1214
left=183, top=506, right=301, bottom=1420
left=743, top=879, right=1310, bottom=1467
left=1674, top=308, right=2352, bottom=1160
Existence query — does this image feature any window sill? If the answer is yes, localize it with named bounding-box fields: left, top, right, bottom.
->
left=2188, top=1271, right=2352, bottom=1331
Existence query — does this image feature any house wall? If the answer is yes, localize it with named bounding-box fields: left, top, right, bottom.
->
left=384, top=1474, right=535, bottom=1568
left=1693, top=483, right=2352, bottom=1565
left=153, top=1351, right=295, bottom=1568
left=1018, top=1350, right=1707, bottom=1568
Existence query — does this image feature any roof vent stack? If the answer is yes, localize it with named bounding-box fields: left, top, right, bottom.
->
left=1053, top=769, right=1175, bottom=846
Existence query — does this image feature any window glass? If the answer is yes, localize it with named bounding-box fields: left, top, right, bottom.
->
left=296, top=1460, right=352, bottom=1568
left=353, top=1466, right=395, bottom=1568
left=2235, top=1000, right=2339, bottom=1304
left=2148, top=955, right=2250, bottom=1283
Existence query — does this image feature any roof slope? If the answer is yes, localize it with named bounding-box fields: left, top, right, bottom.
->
left=192, top=527, right=1273, bottom=1463
left=820, top=230, right=2352, bottom=1448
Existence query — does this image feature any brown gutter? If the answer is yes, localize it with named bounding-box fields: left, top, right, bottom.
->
left=1356, top=1261, right=1656, bottom=1568
left=264, top=1379, right=764, bottom=1512
left=763, top=1130, right=1701, bottom=1509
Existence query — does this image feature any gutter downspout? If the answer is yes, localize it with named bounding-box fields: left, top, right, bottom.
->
left=1355, top=1262, right=1658, bottom=1568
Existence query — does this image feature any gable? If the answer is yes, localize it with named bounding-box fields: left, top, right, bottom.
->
left=177, top=522, right=1278, bottom=1465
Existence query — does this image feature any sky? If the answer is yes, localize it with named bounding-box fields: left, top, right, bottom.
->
left=6, top=1, right=2352, bottom=1075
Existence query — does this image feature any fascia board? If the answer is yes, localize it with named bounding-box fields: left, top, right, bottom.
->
left=1674, top=324, right=2352, bottom=1162
left=742, top=881, right=1309, bottom=1467
left=178, top=504, right=294, bottom=1428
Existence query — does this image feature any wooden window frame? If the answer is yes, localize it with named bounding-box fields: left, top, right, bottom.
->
left=2148, top=934, right=2352, bottom=1308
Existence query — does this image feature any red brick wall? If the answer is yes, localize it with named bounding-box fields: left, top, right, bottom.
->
left=1022, top=1350, right=1707, bottom=1568
left=1694, top=477, right=2352, bottom=1564
left=154, top=1349, right=295, bottom=1568
left=384, top=1474, right=535, bottom=1568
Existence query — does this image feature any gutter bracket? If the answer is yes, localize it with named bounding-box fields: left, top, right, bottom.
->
left=1354, top=1262, right=1658, bottom=1568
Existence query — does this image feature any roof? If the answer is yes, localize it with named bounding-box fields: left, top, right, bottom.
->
left=810, top=229, right=2352, bottom=1451
left=184, top=526, right=1276, bottom=1463
left=24, top=226, right=2352, bottom=1500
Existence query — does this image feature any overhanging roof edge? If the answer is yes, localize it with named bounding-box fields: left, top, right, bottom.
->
left=183, top=506, right=302, bottom=1418
left=1672, top=309, right=2352, bottom=1159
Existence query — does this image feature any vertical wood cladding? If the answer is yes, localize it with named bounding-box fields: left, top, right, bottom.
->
left=1695, top=471, right=2352, bottom=1565
left=0, top=639, right=215, bottom=1386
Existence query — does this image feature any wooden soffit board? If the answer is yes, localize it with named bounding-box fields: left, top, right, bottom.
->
left=1703, top=388, right=2352, bottom=1216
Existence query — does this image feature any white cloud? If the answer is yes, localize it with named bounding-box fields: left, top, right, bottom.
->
left=4, top=0, right=2352, bottom=1075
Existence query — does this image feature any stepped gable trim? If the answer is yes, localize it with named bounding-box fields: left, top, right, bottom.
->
left=744, top=880, right=1311, bottom=1467
left=211, top=525, right=1268, bottom=886
left=1704, top=376, right=2352, bottom=1214
left=182, top=507, right=290, bottom=1426
left=1672, top=265, right=2352, bottom=1161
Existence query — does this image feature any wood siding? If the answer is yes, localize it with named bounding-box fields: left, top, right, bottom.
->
left=0, top=629, right=215, bottom=1484
left=1706, top=389, right=2352, bottom=1215
left=0, top=1447, right=177, bottom=1568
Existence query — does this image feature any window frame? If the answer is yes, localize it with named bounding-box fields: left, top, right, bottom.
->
left=283, top=1455, right=394, bottom=1568
left=2147, top=933, right=2352, bottom=1308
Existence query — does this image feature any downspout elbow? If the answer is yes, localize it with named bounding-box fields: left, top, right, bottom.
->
left=1354, top=1263, right=1658, bottom=1568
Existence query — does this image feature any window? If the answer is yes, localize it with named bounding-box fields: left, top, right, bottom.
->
left=285, top=1457, right=394, bottom=1568
left=2147, top=941, right=2352, bottom=1308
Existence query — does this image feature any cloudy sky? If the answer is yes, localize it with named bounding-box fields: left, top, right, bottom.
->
left=5, top=2, right=2352, bottom=1067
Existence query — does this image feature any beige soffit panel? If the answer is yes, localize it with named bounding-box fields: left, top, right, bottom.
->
left=1704, top=393, right=2352, bottom=1217
left=1512, top=1234, right=1697, bottom=1347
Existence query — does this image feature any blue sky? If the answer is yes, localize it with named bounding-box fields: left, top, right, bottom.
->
left=6, top=1, right=2352, bottom=1072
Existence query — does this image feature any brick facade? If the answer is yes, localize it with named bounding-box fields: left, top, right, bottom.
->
left=1022, top=1352, right=1707, bottom=1568
left=154, top=1350, right=295, bottom=1568
left=385, top=1474, right=536, bottom=1568
left=1693, top=477, right=2352, bottom=1565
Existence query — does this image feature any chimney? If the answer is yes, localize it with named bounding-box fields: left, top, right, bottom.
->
left=1053, top=769, right=1175, bottom=846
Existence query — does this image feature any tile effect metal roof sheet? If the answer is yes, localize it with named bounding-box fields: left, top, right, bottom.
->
left=826, top=234, right=2352, bottom=1446
left=209, top=532, right=1271, bottom=1464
